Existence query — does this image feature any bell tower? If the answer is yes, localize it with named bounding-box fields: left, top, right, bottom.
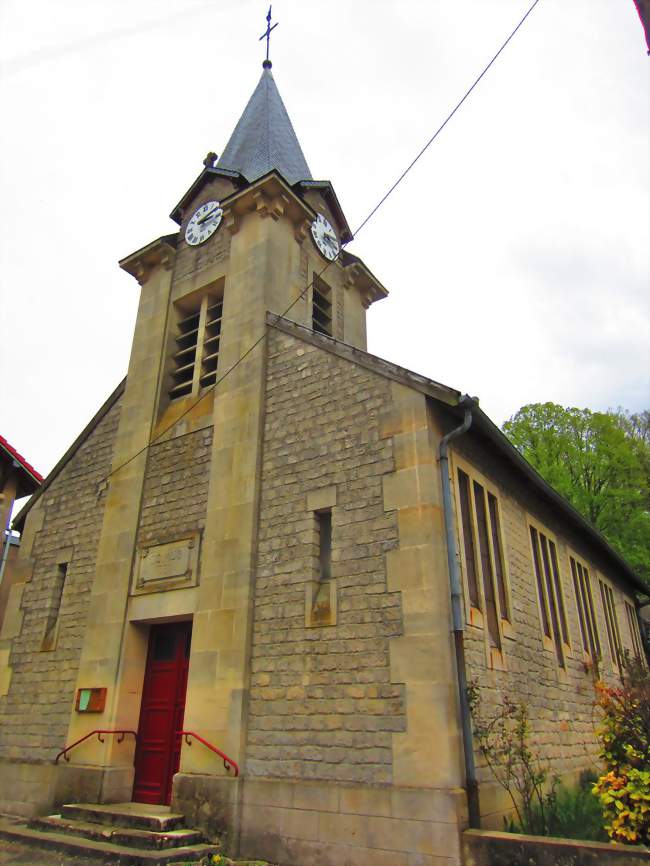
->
left=63, top=58, right=387, bottom=803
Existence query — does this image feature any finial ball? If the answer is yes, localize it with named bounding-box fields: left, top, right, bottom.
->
left=262, top=59, right=273, bottom=69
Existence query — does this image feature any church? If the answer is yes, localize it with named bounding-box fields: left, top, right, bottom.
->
left=0, top=53, right=646, bottom=866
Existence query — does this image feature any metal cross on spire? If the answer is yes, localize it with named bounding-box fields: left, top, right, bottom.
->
left=259, top=5, right=278, bottom=67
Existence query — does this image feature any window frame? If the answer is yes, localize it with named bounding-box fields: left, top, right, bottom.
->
left=568, top=551, right=601, bottom=668
left=598, top=576, right=624, bottom=674
left=452, top=456, right=513, bottom=667
left=527, top=517, right=571, bottom=675
left=167, top=290, right=223, bottom=403
left=624, top=599, right=644, bottom=663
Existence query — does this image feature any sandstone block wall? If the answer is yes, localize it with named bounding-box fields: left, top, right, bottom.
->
left=247, top=328, right=406, bottom=784
left=136, top=426, right=213, bottom=549
left=0, top=396, right=121, bottom=767
left=449, top=432, right=643, bottom=824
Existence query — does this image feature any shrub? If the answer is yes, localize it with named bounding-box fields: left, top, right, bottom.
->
left=593, top=655, right=650, bottom=845
left=467, top=686, right=553, bottom=835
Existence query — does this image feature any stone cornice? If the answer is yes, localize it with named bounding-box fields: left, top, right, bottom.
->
left=341, top=253, right=389, bottom=308
left=119, top=234, right=178, bottom=285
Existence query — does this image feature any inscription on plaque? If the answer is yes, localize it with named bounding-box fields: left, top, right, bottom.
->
left=134, top=536, right=199, bottom=593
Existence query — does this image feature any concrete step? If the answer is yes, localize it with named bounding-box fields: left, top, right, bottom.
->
left=0, top=818, right=222, bottom=866
left=31, top=815, right=204, bottom=850
left=60, top=802, right=186, bottom=832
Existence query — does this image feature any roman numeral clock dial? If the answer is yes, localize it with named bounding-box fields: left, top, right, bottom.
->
left=311, top=213, right=340, bottom=261
left=185, top=200, right=224, bottom=246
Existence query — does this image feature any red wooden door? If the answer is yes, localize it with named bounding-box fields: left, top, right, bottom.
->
left=132, top=622, right=192, bottom=805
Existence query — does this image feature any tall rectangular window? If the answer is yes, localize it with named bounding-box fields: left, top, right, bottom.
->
left=570, top=555, right=600, bottom=662
left=312, top=276, right=332, bottom=336
left=529, top=526, right=568, bottom=668
left=474, top=481, right=501, bottom=649
left=600, top=580, right=623, bottom=671
left=317, top=510, right=332, bottom=581
left=456, top=467, right=510, bottom=649
left=458, top=470, right=480, bottom=609
left=624, top=600, right=644, bottom=661
left=41, top=563, right=68, bottom=650
left=169, top=294, right=223, bottom=401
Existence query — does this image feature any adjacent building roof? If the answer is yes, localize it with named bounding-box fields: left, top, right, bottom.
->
left=0, top=434, right=42, bottom=497
left=216, top=64, right=312, bottom=186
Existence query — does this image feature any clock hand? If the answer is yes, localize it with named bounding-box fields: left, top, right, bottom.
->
left=197, top=206, right=221, bottom=225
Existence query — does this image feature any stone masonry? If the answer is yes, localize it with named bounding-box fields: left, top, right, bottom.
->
left=136, top=426, right=214, bottom=549
left=247, top=327, right=406, bottom=785
left=450, top=433, right=643, bottom=824
left=0, top=395, right=121, bottom=778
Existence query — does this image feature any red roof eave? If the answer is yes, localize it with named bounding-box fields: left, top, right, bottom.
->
left=0, top=435, right=43, bottom=489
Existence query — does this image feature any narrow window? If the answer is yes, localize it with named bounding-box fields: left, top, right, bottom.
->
left=625, top=601, right=643, bottom=661
left=169, top=293, right=222, bottom=401
left=571, top=558, right=589, bottom=654
left=549, top=541, right=569, bottom=644
left=488, top=493, right=509, bottom=621
left=457, top=469, right=480, bottom=608
left=571, top=557, right=600, bottom=661
left=530, top=527, right=551, bottom=638
left=42, top=563, right=68, bottom=649
left=530, top=526, right=567, bottom=667
left=600, top=581, right=623, bottom=671
left=317, top=510, right=332, bottom=581
left=474, top=481, right=501, bottom=649
left=312, top=277, right=332, bottom=336
left=539, top=534, right=564, bottom=667
left=200, top=297, right=223, bottom=389
left=170, top=307, right=199, bottom=399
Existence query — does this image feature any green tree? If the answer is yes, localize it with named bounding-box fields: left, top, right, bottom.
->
left=502, top=403, right=650, bottom=586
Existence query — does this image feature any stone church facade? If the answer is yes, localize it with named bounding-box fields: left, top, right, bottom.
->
left=0, top=63, right=646, bottom=866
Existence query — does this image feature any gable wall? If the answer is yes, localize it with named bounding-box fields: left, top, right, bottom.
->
left=448, top=426, right=642, bottom=825
left=0, top=395, right=121, bottom=788
left=247, top=326, right=406, bottom=785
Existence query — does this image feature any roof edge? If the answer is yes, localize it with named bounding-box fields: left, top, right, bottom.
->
left=12, top=378, right=126, bottom=532
left=266, top=313, right=460, bottom=406
left=266, top=313, right=647, bottom=598
left=466, top=404, right=648, bottom=597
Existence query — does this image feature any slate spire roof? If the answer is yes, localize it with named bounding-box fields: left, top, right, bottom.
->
left=216, top=63, right=312, bottom=186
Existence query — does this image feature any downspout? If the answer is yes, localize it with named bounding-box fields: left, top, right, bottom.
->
left=438, top=396, right=480, bottom=828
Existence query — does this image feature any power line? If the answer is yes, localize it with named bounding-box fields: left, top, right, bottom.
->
left=101, top=0, right=543, bottom=485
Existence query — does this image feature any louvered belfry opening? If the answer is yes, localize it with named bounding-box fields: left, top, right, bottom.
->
left=312, top=276, right=332, bottom=336
left=169, top=293, right=223, bottom=401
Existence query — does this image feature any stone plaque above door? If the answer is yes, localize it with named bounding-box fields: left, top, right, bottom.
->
left=132, top=535, right=200, bottom=595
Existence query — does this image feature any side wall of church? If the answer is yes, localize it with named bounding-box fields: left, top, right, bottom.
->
left=0, top=395, right=121, bottom=815
left=449, top=429, right=643, bottom=827
left=247, top=326, right=405, bottom=785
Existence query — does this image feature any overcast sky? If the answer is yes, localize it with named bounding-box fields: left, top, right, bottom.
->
left=1, top=0, right=648, bottom=490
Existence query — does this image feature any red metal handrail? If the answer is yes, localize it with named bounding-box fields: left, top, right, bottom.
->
left=55, top=729, right=137, bottom=765
left=178, top=730, right=239, bottom=776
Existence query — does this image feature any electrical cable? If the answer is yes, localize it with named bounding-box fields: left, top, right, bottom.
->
left=100, top=0, right=543, bottom=485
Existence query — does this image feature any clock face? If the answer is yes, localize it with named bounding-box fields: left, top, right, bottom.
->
left=311, top=213, right=340, bottom=261
left=185, top=200, right=223, bottom=246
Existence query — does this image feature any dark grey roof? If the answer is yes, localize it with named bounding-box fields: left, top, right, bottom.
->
left=216, top=65, right=312, bottom=186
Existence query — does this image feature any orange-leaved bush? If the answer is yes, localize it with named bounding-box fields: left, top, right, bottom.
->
left=593, top=657, right=650, bottom=845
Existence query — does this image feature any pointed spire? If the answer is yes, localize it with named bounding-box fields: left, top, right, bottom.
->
left=216, top=66, right=312, bottom=187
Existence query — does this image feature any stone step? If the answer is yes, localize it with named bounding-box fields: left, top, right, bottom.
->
left=60, top=802, right=186, bottom=832
left=0, top=818, right=222, bottom=866
left=31, top=815, right=204, bottom=850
